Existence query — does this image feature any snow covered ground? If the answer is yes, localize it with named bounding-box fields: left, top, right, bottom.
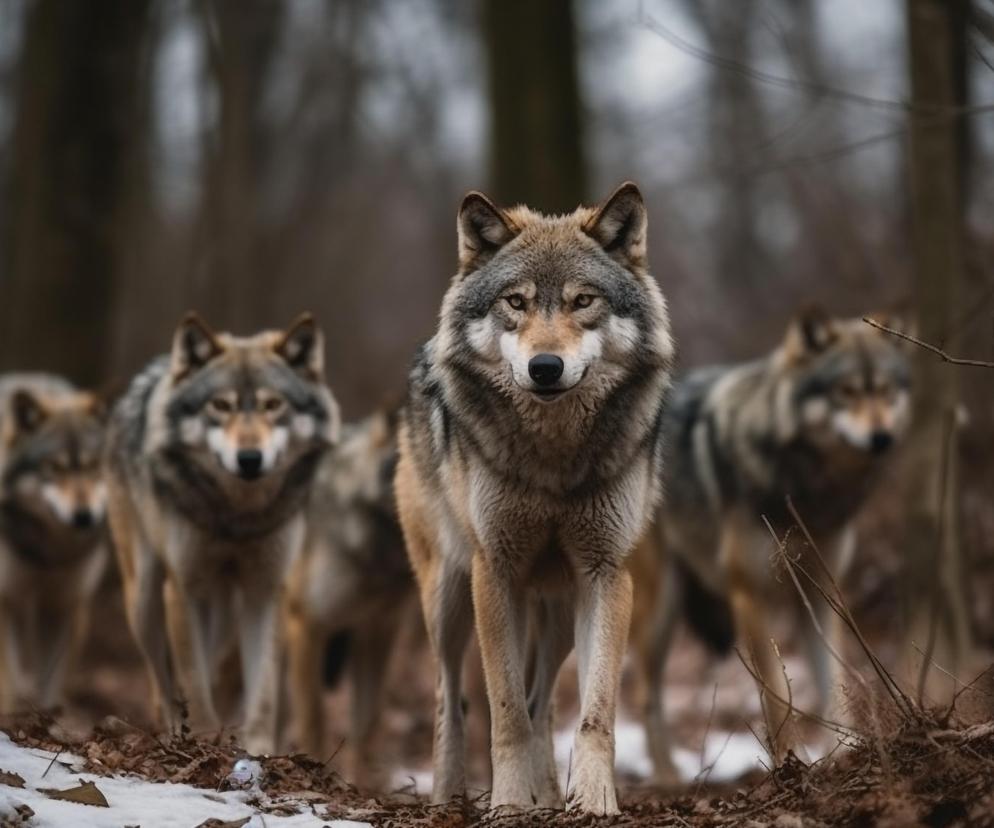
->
left=391, top=716, right=771, bottom=797
left=0, top=733, right=371, bottom=828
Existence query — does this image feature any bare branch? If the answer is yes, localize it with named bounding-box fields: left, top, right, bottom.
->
left=863, top=317, right=994, bottom=368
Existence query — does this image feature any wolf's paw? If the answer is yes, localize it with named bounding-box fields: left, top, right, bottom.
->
left=489, top=755, right=537, bottom=811
left=566, top=754, right=619, bottom=815
left=242, top=728, right=277, bottom=757
left=566, top=781, right=619, bottom=816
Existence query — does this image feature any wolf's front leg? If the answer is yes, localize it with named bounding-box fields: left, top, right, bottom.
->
left=36, top=601, right=87, bottom=710
left=165, top=581, right=222, bottom=735
left=0, top=603, right=33, bottom=713
left=237, top=581, right=283, bottom=756
left=471, top=554, right=534, bottom=810
left=569, top=566, right=632, bottom=816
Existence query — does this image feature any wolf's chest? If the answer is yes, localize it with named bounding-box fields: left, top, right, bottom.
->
left=464, top=463, right=653, bottom=577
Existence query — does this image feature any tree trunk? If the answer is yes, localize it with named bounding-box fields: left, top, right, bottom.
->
left=482, top=0, right=587, bottom=212
left=901, top=0, right=972, bottom=703
left=191, top=0, right=283, bottom=333
left=0, top=1, right=149, bottom=387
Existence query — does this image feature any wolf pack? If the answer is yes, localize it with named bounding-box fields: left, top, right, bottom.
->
left=0, top=183, right=914, bottom=815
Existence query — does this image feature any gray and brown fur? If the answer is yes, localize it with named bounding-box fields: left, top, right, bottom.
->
left=105, top=313, right=339, bottom=754
left=285, top=407, right=412, bottom=785
left=395, top=183, right=674, bottom=814
left=0, top=374, right=108, bottom=713
left=633, top=309, right=912, bottom=781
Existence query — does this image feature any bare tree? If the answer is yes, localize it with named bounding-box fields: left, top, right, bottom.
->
left=482, top=0, right=587, bottom=211
left=0, top=1, right=150, bottom=387
left=900, top=0, right=973, bottom=702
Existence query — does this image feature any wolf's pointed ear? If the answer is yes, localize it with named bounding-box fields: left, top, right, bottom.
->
left=785, top=305, right=838, bottom=359
left=171, top=312, right=223, bottom=381
left=10, top=389, right=48, bottom=435
left=584, top=181, right=648, bottom=271
left=457, top=192, right=517, bottom=276
left=276, top=313, right=324, bottom=379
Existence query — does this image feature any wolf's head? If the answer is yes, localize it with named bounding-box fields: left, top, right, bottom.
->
left=163, top=313, right=339, bottom=485
left=2, top=388, right=107, bottom=533
left=437, top=182, right=673, bottom=423
left=781, top=307, right=912, bottom=456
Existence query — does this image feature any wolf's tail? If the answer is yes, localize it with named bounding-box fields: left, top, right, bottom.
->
left=322, top=630, right=352, bottom=688
left=676, top=558, right=736, bottom=656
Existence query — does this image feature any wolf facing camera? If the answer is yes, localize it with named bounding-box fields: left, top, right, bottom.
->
left=105, top=313, right=339, bottom=754
left=632, top=309, right=912, bottom=782
left=0, top=374, right=108, bottom=713
left=396, top=182, right=674, bottom=814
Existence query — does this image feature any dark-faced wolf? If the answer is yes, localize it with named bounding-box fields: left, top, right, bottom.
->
left=632, top=309, right=912, bottom=782
left=395, top=182, right=674, bottom=814
left=285, top=407, right=412, bottom=786
left=105, top=313, right=339, bottom=754
left=0, top=374, right=108, bottom=713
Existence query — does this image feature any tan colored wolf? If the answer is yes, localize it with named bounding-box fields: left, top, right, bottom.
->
left=285, top=407, right=412, bottom=784
left=632, top=309, right=912, bottom=781
left=0, top=374, right=108, bottom=713
left=105, top=313, right=339, bottom=754
left=395, top=183, right=674, bottom=814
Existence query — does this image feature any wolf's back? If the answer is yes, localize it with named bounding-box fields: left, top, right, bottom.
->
left=105, top=356, right=169, bottom=478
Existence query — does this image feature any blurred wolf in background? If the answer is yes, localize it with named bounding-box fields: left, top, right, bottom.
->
left=105, top=313, right=339, bottom=754
left=0, top=375, right=108, bottom=713
left=285, top=407, right=412, bottom=785
left=396, top=182, right=674, bottom=814
left=631, top=309, right=912, bottom=782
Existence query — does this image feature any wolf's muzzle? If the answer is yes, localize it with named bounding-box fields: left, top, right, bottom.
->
left=528, top=354, right=565, bottom=387
left=237, top=449, right=265, bottom=479
left=71, top=508, right=95, bottom=530
left=870, top=431, right=894, bottom=454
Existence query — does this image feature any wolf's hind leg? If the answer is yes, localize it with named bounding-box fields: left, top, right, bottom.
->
left=422, top=552, right=473, bottom=803
left=525, top=595, right=573, bottom=808
left=569, top=566, right=632, bottom=816
left=286, top=604, right=325, bottom=758
left=348, top=606, right=403, bottom=788
left=638, top=558, right=683, bottom=787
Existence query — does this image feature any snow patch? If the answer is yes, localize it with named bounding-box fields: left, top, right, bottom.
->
left=0, top=733, right=370, bottom=828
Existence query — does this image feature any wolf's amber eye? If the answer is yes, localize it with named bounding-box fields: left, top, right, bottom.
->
left=262, top=397, right=285, bottom=413
left=573, top=294, right=595, bottom=310
left=505, top=294, right=525, bottom=311
left=209, top=397, right=233, bottom=415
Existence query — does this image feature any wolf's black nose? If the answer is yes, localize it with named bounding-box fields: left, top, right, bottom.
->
left=237, top=449, right=264, bottom=478
left=71, top=509, right=94, bottom=529
left=528, top=354, right=564, bottom=387
left=870, top=431, right=893, bottom=454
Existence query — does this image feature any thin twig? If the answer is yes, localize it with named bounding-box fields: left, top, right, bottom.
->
left=41, top=749, right=62, bottom=779
left=785, top=497, right=919, bottom=720
left=863, top=316, right=994, bottom=368
left=733, top=648, right=857, bottom=740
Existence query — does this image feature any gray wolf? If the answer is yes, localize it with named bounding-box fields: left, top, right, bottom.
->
left=632, top=309, right=912, bottom=781
left=105, top=313, right=339, bottom=754
left=395, top=182, right=674, bottom=814
left=285, top=407, right=413, bottom=784
left=0, top=374, right=108, bottom=712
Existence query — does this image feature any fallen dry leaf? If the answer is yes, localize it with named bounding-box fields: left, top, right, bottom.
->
left=38, top=780, right=109, bottom=807
left=0, top=769, right=25, bottom=788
